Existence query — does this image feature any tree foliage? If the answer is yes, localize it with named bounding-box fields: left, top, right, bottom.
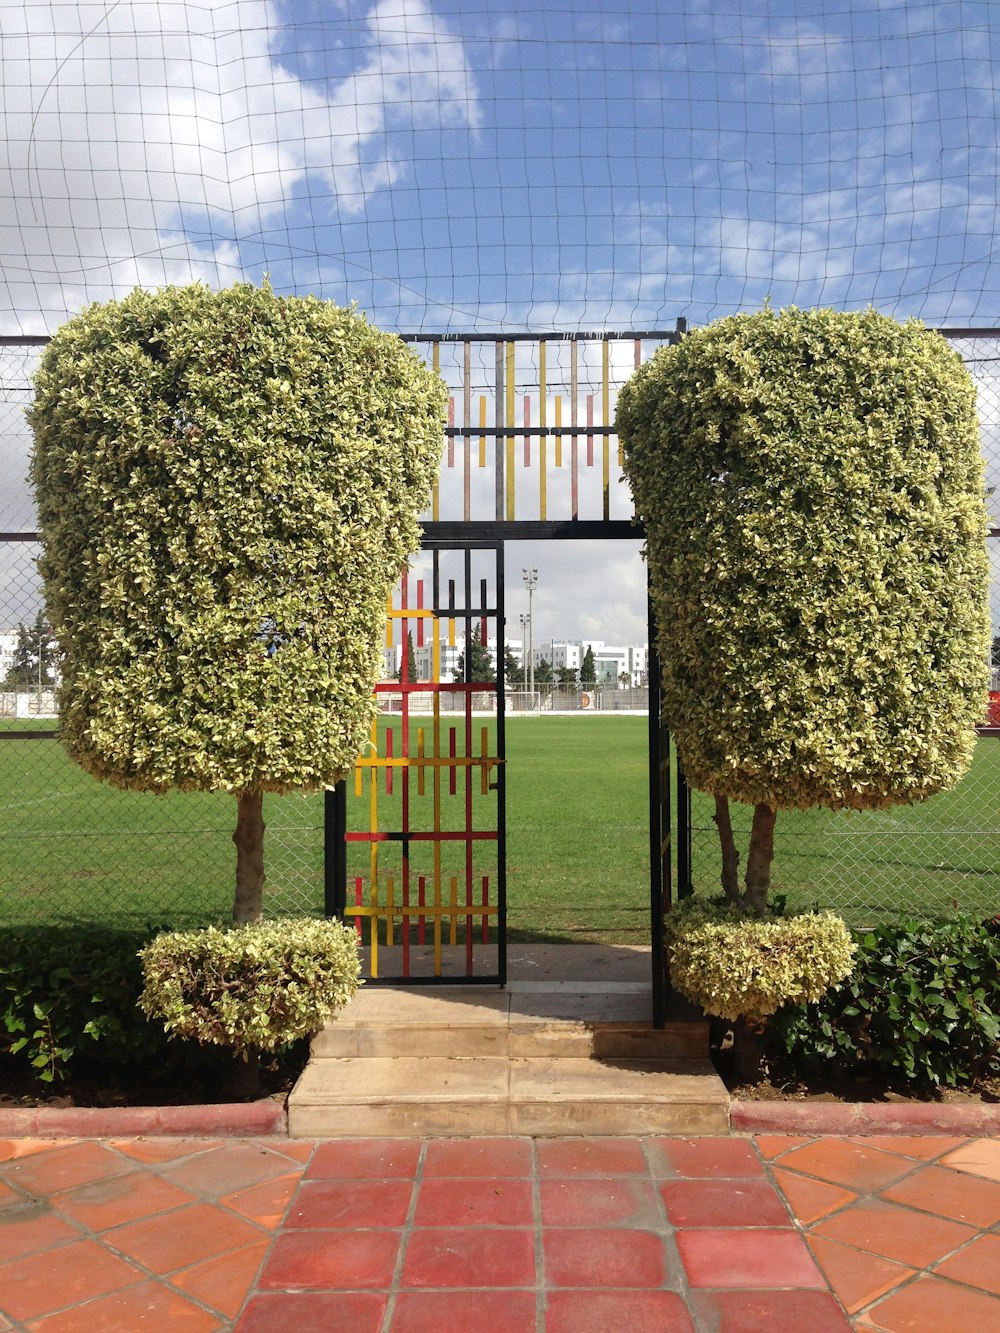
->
left=453, top=635, right=495, bottom=683
left=0, top=613, right=57, bottom=692
left=618, top=307, right=990, bottom=907
left=580, top=645, right=597, bottom=684
left=30, top=282, right=446, bottom=919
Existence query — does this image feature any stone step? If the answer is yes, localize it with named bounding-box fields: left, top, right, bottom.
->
left=311, top=984, right=710, bottom=1062
left=287, top=1056, right=729, bottom=1138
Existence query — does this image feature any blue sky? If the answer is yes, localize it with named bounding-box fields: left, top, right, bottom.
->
left=1, top=0, right=998, bottom=335
left=2, top=0, right=999, bottom=642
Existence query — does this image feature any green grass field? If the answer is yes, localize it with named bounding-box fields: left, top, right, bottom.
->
left=1, top=715, right=998, bottom=936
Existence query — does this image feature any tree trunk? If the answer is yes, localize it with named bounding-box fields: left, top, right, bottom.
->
left=744, top=802, right=777, bottom=915
left=712, top=794, right=741, bottom=902
left=232, top=791, right=265, bottom=924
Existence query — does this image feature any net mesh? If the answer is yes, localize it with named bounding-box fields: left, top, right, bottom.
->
left=1, top=1, right=998, bottom=335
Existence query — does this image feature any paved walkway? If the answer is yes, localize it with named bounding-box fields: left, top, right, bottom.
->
left=0, top=1133, right=998, bottom=1331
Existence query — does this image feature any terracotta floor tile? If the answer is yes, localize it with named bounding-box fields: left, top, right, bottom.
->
left=266, top=1140, right=315, bottom=1165
left=288, top=1178, right=414, bottom=1229
left=0, top=1239, right=142, bottom=1323
left=414, top=1175, right=534, bottom=1226
left=806, top=1235, right=915, bottom=1314
left=260, top=1229, right=401, bottom=1290
left=307, top=1139, right=421, bottom=1180
left=938, top=1138, right=1000, bottom=1184
left=856, top=1273, right=1000, bottom=1332
left=810, top=1197, right=977, bottom=1268
left=220, top=1172, right=303, bottom=1229
left=770, top=1166, right=858, bottom=1224
left=536, top=1138, right=648, bottom=1177
left=26, top=1278, right=222, bottom=1333
left=392, top=1289, right=538, bottom=1333
left=159, top=1144, right=302, bottom=1197
left=0, top=1141, right=59, bottom=1164
left=171, top=1239, right=270, bottom=1319
left=753, top=1135, right=815, bottom=1160
left=107, top=1201, right=266, bottom=1273
left=677, top=1228, right=825, bottom=1289
left=51, top=1169, right=197, bottom=1232
left=235, top=1291, right=387, bottom=1333
left=539, top=1177, right=661, bottom=1228
left=108, top=1139, right=222, bottom=1165
left=773, top=1139, right=915, bottom=1193
left=0, top=1181, right=24, bottom=1210
left=880, top=1163, right=1000, bottom=1227
left=661, top=1178, right=792, bottom=1228
left=845, top=1136, right=969, bottom=1161
left=542, top=1227, right=667, bottom=1288
left=402, top=1227, right=536, bottom=1288
left=0, top=1203, right=81, bottom=1263
left=422, top=1137, right=532, bottom=1178
left=689, top=1288, right=852, bottom=1332
left=545, top=1289, right=695, bottom=1333
left=0, top=1143, right=132, bottom=1197
left=647, top=1137, right=764, bottom=1179
left=933, top=1232, right=1000, bottom=1297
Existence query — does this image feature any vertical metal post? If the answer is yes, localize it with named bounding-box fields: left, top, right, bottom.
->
left=676, top=765, right=693, bottom=899
left=647, top=587, right=669, bottom=1029
left=324, top=781, right=347, bottom=919
left=496, top=543, right=507, bottom=986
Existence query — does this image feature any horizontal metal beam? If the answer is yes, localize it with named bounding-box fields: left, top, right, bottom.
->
left=422, top=520, right=641, bottom=541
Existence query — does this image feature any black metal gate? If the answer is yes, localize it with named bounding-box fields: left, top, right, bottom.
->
left=326, top=539, right=506, bottom=984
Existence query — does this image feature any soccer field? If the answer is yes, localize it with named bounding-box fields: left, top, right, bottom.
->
left=1, top=715, right=997, bottom=934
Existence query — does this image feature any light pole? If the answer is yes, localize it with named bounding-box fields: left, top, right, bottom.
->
left=522, top=569, right=537, bottom=709
left=519, top=614, right=529, bottom=702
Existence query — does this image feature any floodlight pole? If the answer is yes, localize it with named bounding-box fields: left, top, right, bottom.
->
left=522, top=568, right=538, bottom=709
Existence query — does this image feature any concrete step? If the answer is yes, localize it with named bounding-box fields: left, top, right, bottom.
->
left=287, top=1055, right=729, bottom=1138
left=311, top=983, right=709, bottom=1062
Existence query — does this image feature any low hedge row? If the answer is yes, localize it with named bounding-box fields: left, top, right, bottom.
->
left=767, top=916, right=1000, bottom=1090
left=0, top=924, right=217, bottom=1087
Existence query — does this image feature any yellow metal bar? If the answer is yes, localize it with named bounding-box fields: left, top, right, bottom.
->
left=386, top=874, right=394, bottom=948
left=433, top=613, right=443, bottom=976
left=506, top=342, right=515, bottom=520
left=351, top=903, right=498, bottom=919
left=417, top=727, right=425, bottom=796
left=385, top=592, right=394, bottom=648
left=602, top=341, right=611, bottom=520
left=555, top=394, right=563, bottom=468
left=448, top=617, right=456, bottom=648
left=479, top=395, right=487, bottom=468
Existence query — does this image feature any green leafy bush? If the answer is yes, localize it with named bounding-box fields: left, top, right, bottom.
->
left=769, top=917, right=1000, bottom=1089
left=665, top=897, right=856, bottom=1024
left=0, top=925, right=208, bottom=1085
left=139, top=919, right=361, bottom=1054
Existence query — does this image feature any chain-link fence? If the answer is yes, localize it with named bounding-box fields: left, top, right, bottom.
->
left=3, top=333, right=1000, bottom=927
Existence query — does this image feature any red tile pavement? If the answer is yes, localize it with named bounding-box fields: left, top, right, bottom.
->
left=0, top=1134, right=997, bottom=1329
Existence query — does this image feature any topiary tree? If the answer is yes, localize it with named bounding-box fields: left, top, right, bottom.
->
left=30, top=282, right=446, bottom=923
left=580, top=645, right=597, bottom=685
left=618, top=307, right=990, bottom=912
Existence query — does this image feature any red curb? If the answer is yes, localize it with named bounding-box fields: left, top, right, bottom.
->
left=730, top=1098, right=1000, bottom=1136
left=0, top=1100, right=287, bottom=1139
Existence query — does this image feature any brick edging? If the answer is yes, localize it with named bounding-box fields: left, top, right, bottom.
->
left=730, top=1098, right=1000, bottom=1135
left=0, top=1100, right=287, bottom=1139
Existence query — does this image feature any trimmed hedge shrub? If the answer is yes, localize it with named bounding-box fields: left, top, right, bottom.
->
left=618, top=307, right=990, bottom=814
left=29, top=283, right=447, bottom=920
left=768, top=917, right=1000, bottom=1089
left=139, top=919, right=361, bottom=1055
left=30, top=282, right=445, bottom=798
left=665, top=897, right=856, bottom=1025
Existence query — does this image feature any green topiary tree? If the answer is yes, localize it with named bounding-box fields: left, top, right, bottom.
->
left=29, top=282, right=446, bottom=923
left=618, top=307, right=990, bottom=912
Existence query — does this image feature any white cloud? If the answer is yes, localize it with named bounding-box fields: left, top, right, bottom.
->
left=0, top=0, right=480, bottom=332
